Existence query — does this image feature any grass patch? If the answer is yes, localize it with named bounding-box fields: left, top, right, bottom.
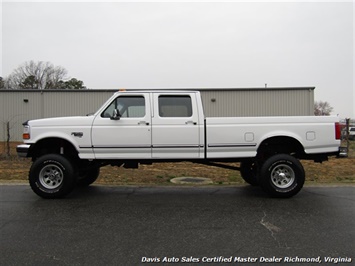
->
left=1, top=142, right=354, bottom=185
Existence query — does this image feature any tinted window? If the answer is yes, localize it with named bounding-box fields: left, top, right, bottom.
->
left=158, top=95, right=192, bottom=117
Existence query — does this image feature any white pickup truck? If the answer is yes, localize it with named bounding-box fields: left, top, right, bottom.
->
left=17, top=90, right=341, bottom=199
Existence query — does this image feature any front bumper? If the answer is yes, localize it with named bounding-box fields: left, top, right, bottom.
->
left=17, top=144, right=31, bottom=158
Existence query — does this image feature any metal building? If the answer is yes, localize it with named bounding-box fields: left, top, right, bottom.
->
left=198, top=87, right=314, bottom=117
left=0, top=87, right=314, bottom=141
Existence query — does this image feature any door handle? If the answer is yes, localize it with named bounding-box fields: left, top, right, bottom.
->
left=185, top=121, right=197, bottom=125
left=138, top=121, right=150, bottom=125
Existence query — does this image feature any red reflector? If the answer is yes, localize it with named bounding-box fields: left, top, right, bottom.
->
left=335, top=122, right=341, bottom=140
left=23, top=133, right=30, bottom=140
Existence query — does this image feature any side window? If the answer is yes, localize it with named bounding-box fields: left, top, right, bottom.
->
left=102, top=96, right=145, bottom=118
left=158, top=95, right=192, bottom=117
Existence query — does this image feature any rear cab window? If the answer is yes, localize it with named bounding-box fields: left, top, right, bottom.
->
left=158, top=95, right=192, bottom=117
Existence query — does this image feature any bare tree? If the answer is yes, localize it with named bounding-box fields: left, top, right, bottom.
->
left=4, top=61, right=68, bottom=90
left=314, top=101, right=333, bottom=116
left=5, top=121, right=11, bottom=157
left=1, top=118, right=17, bottom=158
left=0, top=77, right=4, bottom=89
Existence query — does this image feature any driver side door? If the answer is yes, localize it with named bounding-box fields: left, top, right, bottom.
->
left=91, top=93, right=152, bottom=159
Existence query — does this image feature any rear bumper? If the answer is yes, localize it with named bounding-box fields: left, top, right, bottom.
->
left=301, top=147, right=343, bottom=162
left=17, top=144, right=31, bottom=158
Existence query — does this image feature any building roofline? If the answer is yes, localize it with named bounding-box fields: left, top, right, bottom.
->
left=0, top=87, right=316, bottom=92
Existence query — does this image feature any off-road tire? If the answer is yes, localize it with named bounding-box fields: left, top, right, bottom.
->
left=77, top=167, right=100, bottom=187
left=240, top=161, right=259, bottom=186
left=259, top=154, right=305, bottom=198
left=29, top=154, right=76, bottom=199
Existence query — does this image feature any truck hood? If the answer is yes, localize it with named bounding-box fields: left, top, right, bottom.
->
left=28, top=116, right=95, bottom=127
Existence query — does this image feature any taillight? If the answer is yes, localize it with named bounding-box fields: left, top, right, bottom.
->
left=335, top=122, right=341, bottom=140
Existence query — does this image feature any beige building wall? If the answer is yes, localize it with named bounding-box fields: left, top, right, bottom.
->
left=200, top=88, right=314, bottom=117
left=0, top=87, right=314, bottom=141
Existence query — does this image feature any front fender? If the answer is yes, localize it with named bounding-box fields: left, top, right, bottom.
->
left=30, top=131, right=82, bottom=152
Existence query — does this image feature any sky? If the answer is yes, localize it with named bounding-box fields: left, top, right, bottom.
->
left=1, top=0, right=354, bottom=118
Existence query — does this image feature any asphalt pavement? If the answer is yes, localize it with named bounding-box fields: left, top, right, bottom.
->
left=1, top=184, right=354, bottom=266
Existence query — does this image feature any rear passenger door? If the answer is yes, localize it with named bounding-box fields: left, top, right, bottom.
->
left=151, top=93, right=201, bottom=158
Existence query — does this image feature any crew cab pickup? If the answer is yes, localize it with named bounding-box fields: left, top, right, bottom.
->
left=17, top=91, right=341, bottom=198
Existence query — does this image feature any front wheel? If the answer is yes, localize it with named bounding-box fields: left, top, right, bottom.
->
left=29, top=154, right=76, bottom=199
left=259, top=154, right=305, bottom=198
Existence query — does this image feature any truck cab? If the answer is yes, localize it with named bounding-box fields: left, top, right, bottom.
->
left=91, top=91, right=204, bottom=159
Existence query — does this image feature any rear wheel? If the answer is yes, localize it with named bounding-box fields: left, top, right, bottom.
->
left=259, top=154, right=305, bottom=198
left=29, top=154, right=76, bottom=199
left=240, top=161, right=259, bottom=186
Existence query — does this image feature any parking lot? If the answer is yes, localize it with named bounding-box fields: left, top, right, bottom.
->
left=1, top=184, right=354, bottom=265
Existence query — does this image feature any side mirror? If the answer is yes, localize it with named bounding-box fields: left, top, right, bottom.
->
left=110, top=109, right=121, bottom=120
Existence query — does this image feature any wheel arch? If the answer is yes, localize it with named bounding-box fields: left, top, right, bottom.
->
left=257, top=135, right=305, bottom=159
left=29, top=137, right=79, bottom=160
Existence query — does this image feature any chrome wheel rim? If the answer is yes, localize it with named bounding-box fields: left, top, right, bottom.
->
left=270, top=164, right=295, bottom=189
left=39, top=164, right=64, bottom=189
